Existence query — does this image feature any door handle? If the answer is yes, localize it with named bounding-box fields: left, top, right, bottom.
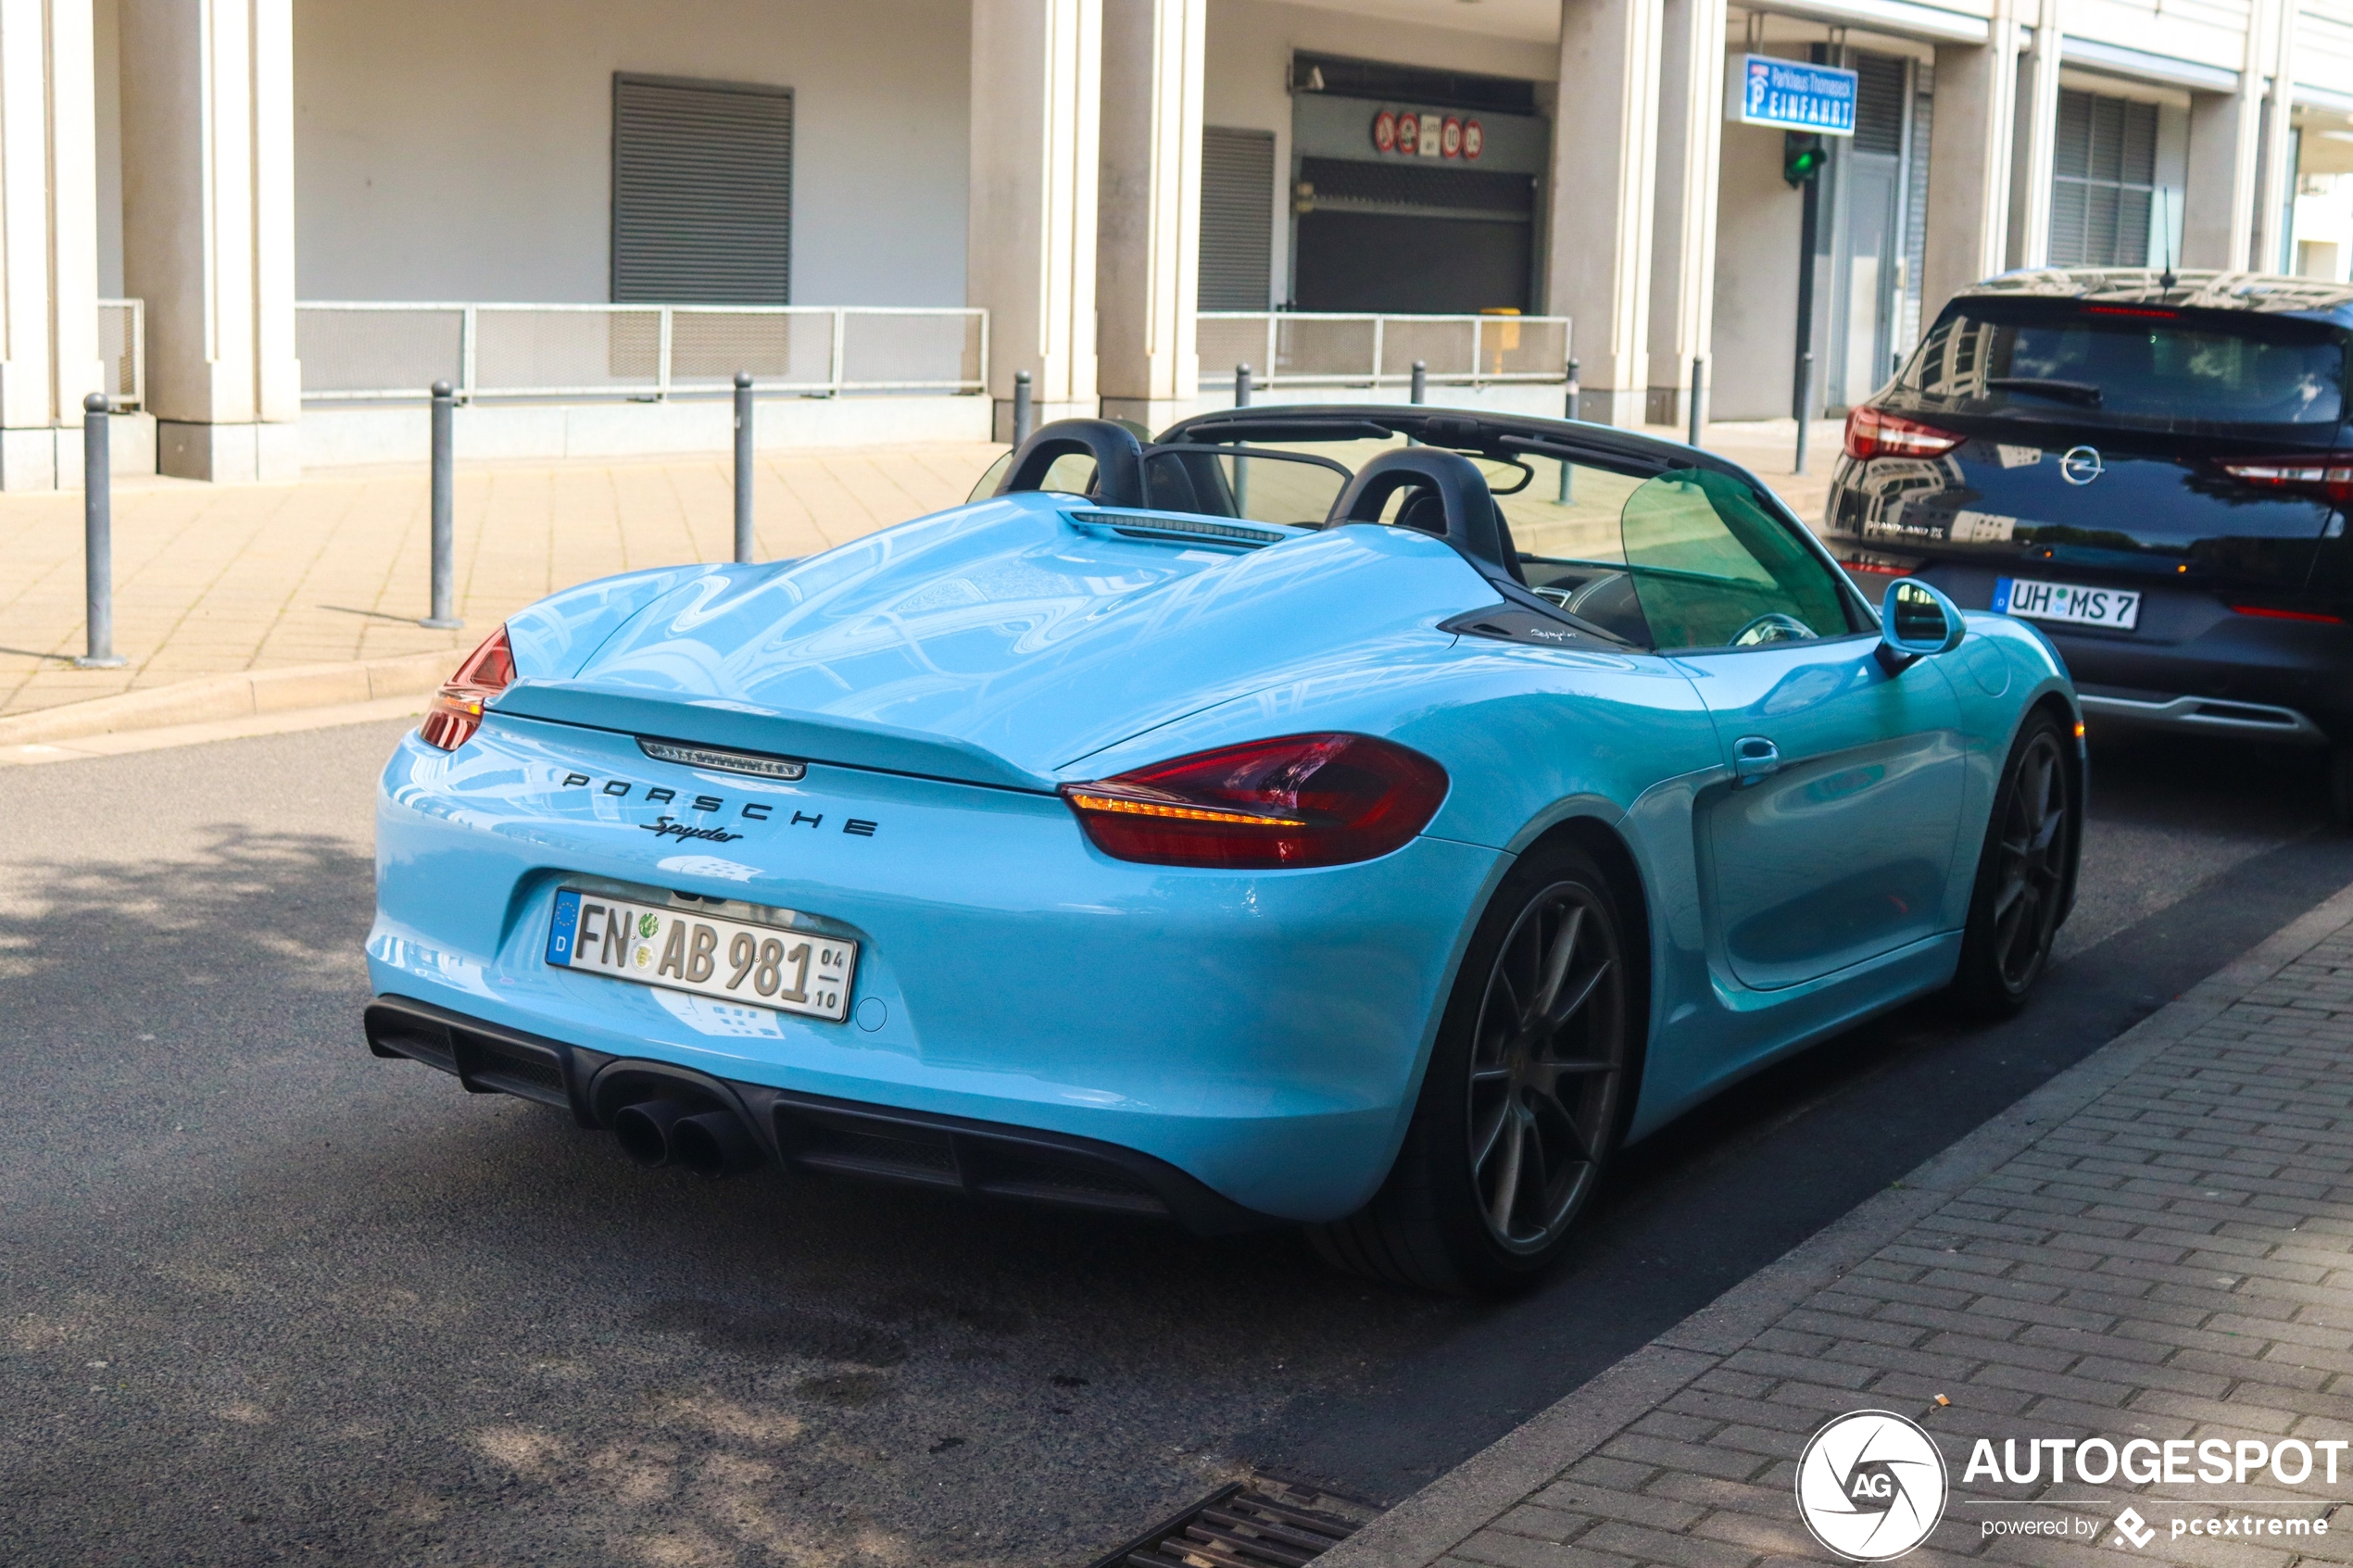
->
left=1732, top=735, right=1780, bottom=787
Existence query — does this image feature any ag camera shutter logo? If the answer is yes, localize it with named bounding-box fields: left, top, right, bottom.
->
left=1796, top=1411, right=1950, bottom=1561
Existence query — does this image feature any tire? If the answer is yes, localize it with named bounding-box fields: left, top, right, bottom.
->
left=1949, top=712, right=2078, bottom=1018
left=2328, top=742, right=2353, bottom=829
left=1309, top=841, right=1634, bottom=1296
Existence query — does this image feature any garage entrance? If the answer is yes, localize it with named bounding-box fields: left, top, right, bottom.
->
left=1287, top=53, right=1546, bottom=315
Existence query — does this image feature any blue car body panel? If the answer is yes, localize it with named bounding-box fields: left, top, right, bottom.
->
left=369, top=477, right=2077, bottom=1223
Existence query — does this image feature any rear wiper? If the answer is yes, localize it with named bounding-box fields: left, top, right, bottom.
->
left=1986, top=377, right=2103, bottom=407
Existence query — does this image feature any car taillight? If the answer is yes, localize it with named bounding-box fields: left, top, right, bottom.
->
left=1843, top=407, right=1963, bottom=462
left=1059, top=733, right=1448, bottom=870
left=2217, top=457, right=2353, bottom=507
left=418, top=627, right=515, bottom=752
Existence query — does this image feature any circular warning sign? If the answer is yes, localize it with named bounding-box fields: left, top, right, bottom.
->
left=1396, top=112, right=1419, bottom=156
left=1441, top=117, right=1463, bottom=157
left=1463, top=119, right=1484, bottom=159
left=1372, top=109, right=1396, bottom=153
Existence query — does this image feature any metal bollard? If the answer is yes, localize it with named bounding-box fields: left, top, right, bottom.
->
left=1793, top=352, right=1815, bottom=477
left=75, top=393, right=124, bottom=669
left=734, top=371, right=755, bottom=565
left=1234, top=363, right=1252, bottom=408
left=1688, top=357, right=1707, bottom=448
left=1012, top=369, right=1034, bottom=447
left=1557, top=358, right=1581, bottom=504
left=420, top=381, right=462, bottom=629
left=1410, top=359, right=1428, bottom=405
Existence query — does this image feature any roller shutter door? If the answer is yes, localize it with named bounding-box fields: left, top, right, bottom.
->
left=611, top=74, right=793, bottom=304
left=1200, top=128, right=1276, bottom=309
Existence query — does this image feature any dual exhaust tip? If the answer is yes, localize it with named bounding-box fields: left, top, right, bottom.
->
left=610, top=1098, right=762, bottom=1178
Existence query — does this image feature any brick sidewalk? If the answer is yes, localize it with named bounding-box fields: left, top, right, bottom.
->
left=0, top=445, right=999, bottom=719
left=0, top=415, right=1835, bottom=726
left=1328, top=886, right=2353, bottom=1568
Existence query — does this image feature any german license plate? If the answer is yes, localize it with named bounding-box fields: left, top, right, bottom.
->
left=1994, top=576, right=2141, bottom=630
left=547, top=888, right=857, bottom=1022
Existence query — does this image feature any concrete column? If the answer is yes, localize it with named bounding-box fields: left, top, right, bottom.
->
left=1544, top=0, right=1661, bottom=428
left=120, top=0, right=300, bottom=483
left=971, top=0, right=1101, bottom=441
left=1097, top=0, right=1202, bottom=432
left=2183, top=0, right=2271, bottom=276
left=0, top=0, right=104, bottom=491
left=2249, top=0, right=2296, bottom=272
left=2007, top=0, right=2063, bottom=270
left=1923, top=7, right=2022, bottom=323
left=1643, top=0, right=1723, bottom=429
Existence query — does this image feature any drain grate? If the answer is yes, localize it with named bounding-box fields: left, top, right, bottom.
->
left=1089, top=1477, right=1380, bottom=1568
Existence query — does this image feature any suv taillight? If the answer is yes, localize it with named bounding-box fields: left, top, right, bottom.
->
left=1844, top=407, right=1963, bottom=461
left=1060, top=733, right=1448, bottom=870
left=419, top=627, right=515, bottom=752
left=2218, top=457, right=2353, bottom=507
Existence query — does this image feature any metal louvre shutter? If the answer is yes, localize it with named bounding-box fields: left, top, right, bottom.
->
left=2050, top=87, right=2157, bottom=268
left=1200, top=127, right=1275, bottom=310
left=1853, top=55, right=1905, bottom=156
left=612, top=74, right=793, bottom=304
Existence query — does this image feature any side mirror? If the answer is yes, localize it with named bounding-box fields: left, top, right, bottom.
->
left=1878, top=578, right=1966, bottom=672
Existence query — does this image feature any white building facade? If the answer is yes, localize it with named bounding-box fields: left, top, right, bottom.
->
left=1, top=0, right=2347, bottom=485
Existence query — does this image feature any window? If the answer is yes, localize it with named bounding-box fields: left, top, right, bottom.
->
left=1904, top=299, right=2347, bottom=428
left=2049, top=89, right=2158, bottom=269
left=611, top=74, right=793, bottom=304
left=1200, top=128, right=1276, bottom=310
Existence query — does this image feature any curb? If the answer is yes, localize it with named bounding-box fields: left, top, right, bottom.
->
left=1313, top=872, right=2353, bottom=1568
left=0, top=650, right=453, bottom=747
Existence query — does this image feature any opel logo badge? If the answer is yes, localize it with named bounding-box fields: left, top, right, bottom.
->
left=2059, top=445, right=2105, bottom=485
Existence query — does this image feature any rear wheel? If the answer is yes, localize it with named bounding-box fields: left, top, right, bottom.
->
left=2328, top=742, right=2353, bottom=828
left=1950, top=713, right=2076, bottom=1017
left=1309, top=842, right=1632, bottom=1295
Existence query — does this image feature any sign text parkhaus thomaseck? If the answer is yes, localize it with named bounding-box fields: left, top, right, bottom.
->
left=1728, top=54, right=1857, bottom=135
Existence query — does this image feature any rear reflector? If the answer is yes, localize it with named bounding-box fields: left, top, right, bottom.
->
left=1062, top=733, right=1447, bottom=870
left=419, top=627, right=515, bottom=751
left=2217, top=457, right=2353, bottom=507
left=1843, top=406, right=1963, bottom=462
left=2228, top=603, right=2345, bottom=624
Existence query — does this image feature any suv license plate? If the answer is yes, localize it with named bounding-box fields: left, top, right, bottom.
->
left=547, top=888, right=857, bottom=1022
left=1994, top=577, right=2141, bottom=630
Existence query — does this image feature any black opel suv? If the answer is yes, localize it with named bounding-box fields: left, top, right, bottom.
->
left=1826, top=269, right=2353, bottom=815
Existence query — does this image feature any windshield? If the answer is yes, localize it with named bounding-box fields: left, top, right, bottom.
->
left=1900, top=299, right=2348, bottom=428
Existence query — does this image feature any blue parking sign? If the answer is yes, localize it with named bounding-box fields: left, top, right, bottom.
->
left=1730, top=55, right=1857, bottom=136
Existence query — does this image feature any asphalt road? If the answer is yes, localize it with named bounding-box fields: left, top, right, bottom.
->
left=0, top=718, right=2343, bottom=1566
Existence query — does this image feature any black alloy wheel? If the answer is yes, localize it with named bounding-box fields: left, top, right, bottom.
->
left=1466, top=883, right=1626, bottom=1254
left=1309, top=840, right=1634, bottom=1294
left=1952, top=713, right=2076, bottom=1015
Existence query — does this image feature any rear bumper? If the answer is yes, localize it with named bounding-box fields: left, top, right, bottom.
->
left=366, top=995, right=1274, bottom=1235
left=1869, top=559, right=2353, bottom=743
left=367, top=717, right=1504, bottom=1223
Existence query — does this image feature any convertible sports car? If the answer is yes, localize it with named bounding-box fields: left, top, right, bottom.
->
left=365, top=407, right=2082, bottom=1293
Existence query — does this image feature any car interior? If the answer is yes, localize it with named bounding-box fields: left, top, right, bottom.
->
left=973, top=415, right=1869, bottom=656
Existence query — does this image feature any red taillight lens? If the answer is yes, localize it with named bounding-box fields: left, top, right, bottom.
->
left=1843, top=406, right=1963, bottom=462
left=1060, top=733, right=1448, bottom=870
left=2218, top=457, right=2353, bottom=507
left=418, top=627, right=516, bottom=751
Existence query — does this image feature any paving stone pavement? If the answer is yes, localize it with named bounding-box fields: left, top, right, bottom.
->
left=0, top=444, right=1000, bottom=718
left=1327, top=885, right=2353, bottom=1568
left=0, top=415, right=1837, bottom=725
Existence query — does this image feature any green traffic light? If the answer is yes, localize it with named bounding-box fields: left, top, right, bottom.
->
left=1782, top=132, right=1825, bottom=186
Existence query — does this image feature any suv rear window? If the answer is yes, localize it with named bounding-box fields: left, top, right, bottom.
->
left=1900, top=298, right=2347, bottom=428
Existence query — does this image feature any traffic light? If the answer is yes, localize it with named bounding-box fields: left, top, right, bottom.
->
left=1783, top=132, right=1826, bottom=186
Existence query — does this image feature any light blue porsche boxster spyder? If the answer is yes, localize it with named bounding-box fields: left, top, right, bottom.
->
left=365, top=407, right=2082, bottom=1293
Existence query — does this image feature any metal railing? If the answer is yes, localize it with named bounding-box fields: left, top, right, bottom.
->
left=294, top=302, right=988, bottom=402
left=98, top=298, right=145, bottom=410
left=1198, top=312, right=1572, bottom=388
